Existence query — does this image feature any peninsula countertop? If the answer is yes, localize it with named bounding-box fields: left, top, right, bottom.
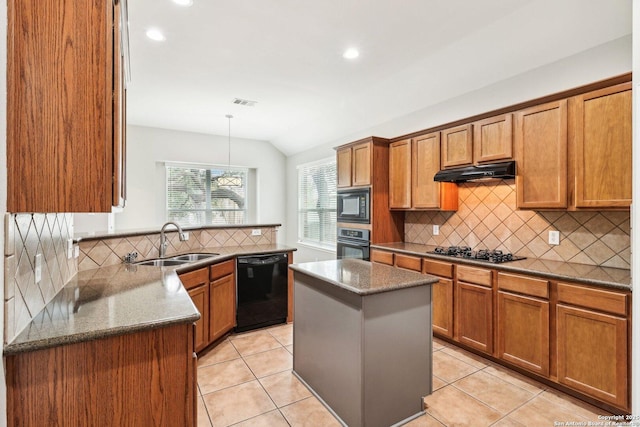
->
left=4, top=244, right=297, bottom=355
left=289, top=258, right=438, bottom=295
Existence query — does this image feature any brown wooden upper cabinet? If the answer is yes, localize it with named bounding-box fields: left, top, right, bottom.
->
left=570, top=82, right=631, bottom=209
left=7, top=0, right=129, bottom=212
left=389, top=134, right=457, bottom=211
left=337, top=141, right=371, bottom=188
left=515, top=100, right=568, bottom=209
left=441, top=124, right=473, bottom=168
left=473, top=113, right=513, bottom=164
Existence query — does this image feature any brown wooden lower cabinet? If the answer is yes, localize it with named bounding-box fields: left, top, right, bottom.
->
left=370, top=248, right=394, bottom=265
left=497, top=291, right=549, bottom=376
left=557, top=304, right=628, bottom=409
left=455, top=281, right=493, bottom=353
left=6, top=323, right=196, bottom=426
left=432, top=277, right=454, bottom=338
left=210, top=273, right=236, bottom=341
left=188, top=284, right=210, bottom=352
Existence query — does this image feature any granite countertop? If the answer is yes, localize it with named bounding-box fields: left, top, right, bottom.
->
left=371, top=242, right=631, bottom=291
left=290, top=258, right=438, bottom=296
left=4, top=244, right=297, bottom=355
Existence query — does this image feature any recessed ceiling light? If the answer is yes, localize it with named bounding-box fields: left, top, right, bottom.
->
left=343, top=48, right=359, bottom=60
left=146, top=28, right=166, bottom=41
left=172, top=0, right=193, bottom=6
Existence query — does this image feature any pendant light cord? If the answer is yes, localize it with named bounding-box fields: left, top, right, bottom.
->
left=225, top=114, right=233, bottom=172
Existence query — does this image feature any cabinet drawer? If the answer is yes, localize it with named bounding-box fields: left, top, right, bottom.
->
left=370, top=249, right=394, bottom=266
left=395, top=254, right=422, bottom=272
left=498, top=272, right=549, bottom=299
left=210, top=259, right=235, bottom=281
left=423, top=259, right=453, bottom=278
left=179, top=267, right=209, bottom=291
left=557, top=282, right=628, bottom=316
left=457, top=265, right=492, bottom=287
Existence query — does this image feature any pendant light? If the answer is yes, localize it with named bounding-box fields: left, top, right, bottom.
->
left=217, top=114, right=242, bottom=187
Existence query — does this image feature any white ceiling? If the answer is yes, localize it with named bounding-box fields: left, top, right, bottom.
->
left=126, top=0, right=631, bottom=156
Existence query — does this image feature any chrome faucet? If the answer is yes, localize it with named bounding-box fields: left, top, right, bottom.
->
left=159, top=222, right=188, bottom=258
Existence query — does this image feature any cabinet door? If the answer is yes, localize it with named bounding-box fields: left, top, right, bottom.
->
left=455, top=281, right=493, bottom=353
left=370, top=249, right=394, bottom=265
left=433, top=277, right=454, bottom=339
left=413, top=133, right=441, bottom=209
left=515, top=100, right=568, bottom=209
left=572, top=83, right=631, bottom=208
left=557, top=304, right=628, bottom=409
left=210, top=274, right=236, bottom=342
left=497, top=291, right=549, bottom=376
left=337, top=147, right=352, bottom=188
left=474, top=114, right=513, bottom=164
left=188, top=284, right=210, bottom=352
left=441, top=124, right=473, bottom=168
left=352, top=142, right=371, bottom=186
left=389, top=139, right=412, bottom=209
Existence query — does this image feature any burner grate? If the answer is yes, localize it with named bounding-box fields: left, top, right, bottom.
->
left=429, top=246, right=525, bottom=264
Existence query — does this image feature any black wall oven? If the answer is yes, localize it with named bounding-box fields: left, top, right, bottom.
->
left=337, top=188, right=370, bottom=223
left=336, top=227, right=370, bottom=261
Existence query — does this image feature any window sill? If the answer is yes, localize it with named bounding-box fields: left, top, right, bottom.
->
left=296, top=241, right=336, bottom=254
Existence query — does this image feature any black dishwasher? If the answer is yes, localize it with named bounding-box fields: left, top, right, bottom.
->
left=236, top=253, right=288, bottom=332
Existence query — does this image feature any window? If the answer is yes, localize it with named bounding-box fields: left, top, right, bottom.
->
left=297, top=158, right=337, bottom=250
left=166, top=164, right=248, bottom=226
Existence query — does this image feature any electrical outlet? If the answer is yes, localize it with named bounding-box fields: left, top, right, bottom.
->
left=34, top=254, right=42, bottom=284
left=67, top=238, right=74, bottom=259
left=183, top=232, right=189, bottom=241
left=251, top=229, right=262, bottom=236
left=433, top=225, right=440, bottom=236
left=549, top=230, right=560, bottom=245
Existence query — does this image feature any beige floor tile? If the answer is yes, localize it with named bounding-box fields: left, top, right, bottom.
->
left=286, top=344, right=293, bottom=354
left=423, top=385, right=502, bottom=426
left=232, top=410, right=290, bottom=427
left=432, top=338, right=447, bottom=351
left=197, top=396, right=212, bottom=427
left=268, top=323, right=293, bottom=346
left=453, top=370, right=535, bottom=414
left=537, top=389, right=610, bottom=420
left=491, top=417, right=526, bottom=426
left=508, top=394, right=593, bottom=426
left=403, top=413, right=445, bottom=426
left=203, top=380, right=276, bottom=427
left=432, top=350, right=480, bottom=383
left=432, top=375, right=447, bottom=391
left=441, top=345, right=489, bottom=369
left=198, top=358, right=255, bottom=394
left=244, top=347, right=293, bottom=378
left=280, top=396, right=342, bottom=427
left=259, top=370, right=312, bottom=407
left=482, top=365, right=546, bottom=395
left=230, top=331, right=283, bottom=356
left=198, top=339, right=240, bottom=367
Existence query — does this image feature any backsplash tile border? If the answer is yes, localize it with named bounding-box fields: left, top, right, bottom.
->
left=405, top=180, right=630, bottom=269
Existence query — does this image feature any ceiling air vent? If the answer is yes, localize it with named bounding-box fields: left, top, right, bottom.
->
left=232, top=98, right=257, bottom=107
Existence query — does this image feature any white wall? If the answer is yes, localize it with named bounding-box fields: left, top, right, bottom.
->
left=112, top=125, right=287, bottom=241
left=285, top=36, right=632, bottom=262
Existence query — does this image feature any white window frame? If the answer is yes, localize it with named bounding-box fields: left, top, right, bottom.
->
left=297, top=157, right=337, bottom=251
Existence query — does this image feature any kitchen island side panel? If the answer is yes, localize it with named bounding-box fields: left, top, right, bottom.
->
left=293, top=275, right=364, bottom=427
left=362, top=286, right=432, bottom=427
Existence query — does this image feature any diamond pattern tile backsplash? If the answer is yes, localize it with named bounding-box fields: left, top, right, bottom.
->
left=4, top=213, right=77, bottom=343
left=78, top=227, right=278, bottom=270
left=405, top=180, right=630, bottom=269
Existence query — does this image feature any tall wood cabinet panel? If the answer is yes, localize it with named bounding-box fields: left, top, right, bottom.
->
left=441, top=124, right=473, bottom=168
left=570, top=82, right=632, bottom=208
left=473, top=114, right=513, bottom=164
left=388, top=139, right=412, bottom=209
left=7, top=0, right=128, bottom=212
left=515, top=100, right=568, bottom=209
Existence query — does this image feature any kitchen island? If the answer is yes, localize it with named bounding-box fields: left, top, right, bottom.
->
left=289, top=259, right=438, bottom=427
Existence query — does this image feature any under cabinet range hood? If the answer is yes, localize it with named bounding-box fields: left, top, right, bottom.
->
left=433, top=161, right=516, bottom=183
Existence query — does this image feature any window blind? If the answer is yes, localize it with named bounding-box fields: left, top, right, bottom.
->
left=297, top=158, right=337, bottom=249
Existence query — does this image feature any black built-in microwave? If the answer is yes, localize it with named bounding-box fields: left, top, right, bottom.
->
left=337, top=188, right=370, bottom=223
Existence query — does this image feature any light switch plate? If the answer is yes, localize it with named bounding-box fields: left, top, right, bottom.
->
left=251, top=229, right=262, bottom=236
left=549, top=230, right=560, bottom=245
left=34, top=254, right=42, bottom=284
left=433, top=225, right=440, bottom=236
left=183, top=232, right=190, bottom=241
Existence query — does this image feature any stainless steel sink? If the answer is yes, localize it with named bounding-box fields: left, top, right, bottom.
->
left=135, top=259, right=190, bottom=267
left=169, top=253, right=218, bottom=262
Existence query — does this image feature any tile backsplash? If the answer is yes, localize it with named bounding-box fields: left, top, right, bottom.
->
left=405, top=180, right=630, bottom=269
left=78, top=226, right=277, bottom=270
left=4, top=213, right=77, bottom=343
